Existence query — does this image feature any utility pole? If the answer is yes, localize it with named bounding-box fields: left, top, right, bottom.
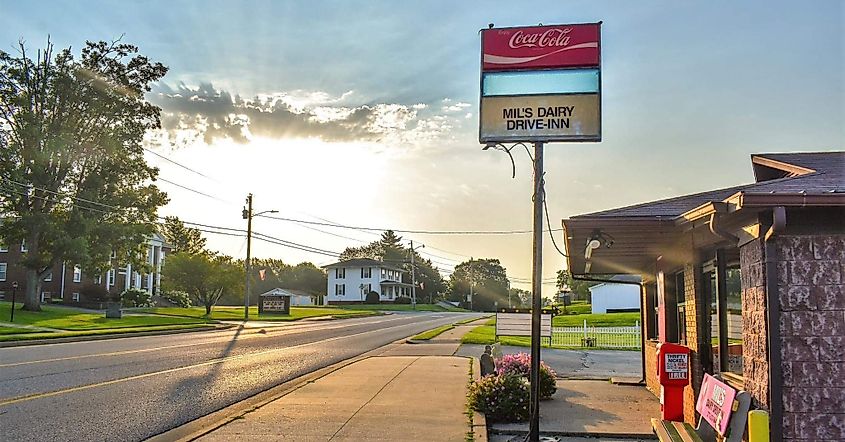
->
left=409, top=240, right=424, bottom=310
left=528, top=141, right=545, bottom=441
left=410, top=240, right=416, bottom=310
left=243, top=193, right=253, bottom=321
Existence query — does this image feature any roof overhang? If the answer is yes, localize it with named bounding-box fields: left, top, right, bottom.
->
left=563, top=217, right=680, bottom=276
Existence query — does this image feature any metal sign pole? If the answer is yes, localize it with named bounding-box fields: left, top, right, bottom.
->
left=528, top=141, right=544, bottom=441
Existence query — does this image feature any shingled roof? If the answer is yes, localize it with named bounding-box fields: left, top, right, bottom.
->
left=572, top=151, right=844, bottom=220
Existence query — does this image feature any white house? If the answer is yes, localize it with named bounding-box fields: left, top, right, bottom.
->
left=323, top=258, right=412, bottom=304
left=258, top=288, right=317, bottom=306
left=589, top=275, right=642, bottom=314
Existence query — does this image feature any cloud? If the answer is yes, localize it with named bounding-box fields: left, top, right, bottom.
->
left=147, top=83, right=467, bottom=148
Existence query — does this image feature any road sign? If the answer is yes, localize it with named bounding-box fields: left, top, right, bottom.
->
left=479, top=23, right=602, bottom=143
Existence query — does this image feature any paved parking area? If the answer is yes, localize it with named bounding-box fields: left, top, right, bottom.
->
left=490, top=380, right=658, bottom=439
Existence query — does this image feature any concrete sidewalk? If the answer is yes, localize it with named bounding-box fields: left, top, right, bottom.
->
left=196, top=356, right=475, bottom=441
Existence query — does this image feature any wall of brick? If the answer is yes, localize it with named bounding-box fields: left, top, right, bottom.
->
left=740, top=238, right=771, bottom=411
left=776, top=234, right=845, bottom=441
left=645, top=339, right=659, bottom=395
left=682, top=263, right=704, bottom=424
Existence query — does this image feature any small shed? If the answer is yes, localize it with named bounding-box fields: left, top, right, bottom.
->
left=259, top=288, right=318, bottom=307
left=589, top=275, right=642, bottom=313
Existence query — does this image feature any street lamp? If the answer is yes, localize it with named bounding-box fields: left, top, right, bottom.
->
left=242, top=193, right=278, bottom=321
left=10, top=281, right=18, bottom=322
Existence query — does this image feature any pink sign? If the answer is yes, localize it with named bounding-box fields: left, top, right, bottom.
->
left=695, top=374, right=736, bottom=435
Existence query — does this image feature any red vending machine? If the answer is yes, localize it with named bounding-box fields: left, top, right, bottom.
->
left=656, top=342, right=690, bottom=421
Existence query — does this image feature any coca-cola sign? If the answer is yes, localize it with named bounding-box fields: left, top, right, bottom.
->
left=482, top=23, right=600, bottom=71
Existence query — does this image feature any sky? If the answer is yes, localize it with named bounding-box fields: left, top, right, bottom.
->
left=2, top=1, right=843, bottom=296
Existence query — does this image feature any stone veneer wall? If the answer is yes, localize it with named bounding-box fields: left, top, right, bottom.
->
left=776, top=234, right=845, bottom=441
left=740, top=238, right=771, bottom=411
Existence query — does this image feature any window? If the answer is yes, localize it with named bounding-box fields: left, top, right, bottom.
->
left=0, top=291, right=5, bottom=300
left=41, top=291, right=51, bottom=302
left=675, top=271, right=687, bottom=346
left=110, top=250, right=117, bottom=259
left=704, top=251, right=743, bottom=383
left=44, top=270, right=52, bottom=282
left=361, top=283, right=371, bottom=294
left=335, top=284, right=345, bottom=296
left=107, top=269, right=115, bottom=286
left=0, top=240, right=7, bottom=252
left=73, top=265, right=82, bottom=282
left=335, top=268, right=345, bottom=279
left=72, top=292, right=80, bottom=302
left=0, top=263, right=6, bottom=281
left=20, top=240, right=27, bottom=252
left=361, top=267, right=372, bottom=278
left=96, top=274, right=102, bottom=284
left=381, top=268, right=386, bottom=278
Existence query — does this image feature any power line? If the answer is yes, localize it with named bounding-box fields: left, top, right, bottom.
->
left=142, top=146, right=217, bottom=181
left=156, top=178, right=233, bottom=204
left=256, top=213, right=563, bottom=236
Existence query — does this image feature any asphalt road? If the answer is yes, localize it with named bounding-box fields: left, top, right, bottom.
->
left=0, top=311, right=479, bottom=442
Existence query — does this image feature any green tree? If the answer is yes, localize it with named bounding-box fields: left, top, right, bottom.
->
left=449, top=258, right=509, bottom=311
left=508, top=288, right=531, bottom=308
left=556, top=270, right=596, bottom=302
left=160, top=216, right=206, bottom=255
left=0, top=38, right=168, bottom=311
left=162, top=253, right=242, bottom=315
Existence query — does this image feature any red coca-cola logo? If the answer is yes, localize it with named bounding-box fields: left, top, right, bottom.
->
left=482, top=23, right=600, bottom=71
left=508, top=28, right=572, bottom=49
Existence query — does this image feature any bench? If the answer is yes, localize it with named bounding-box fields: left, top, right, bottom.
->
left=651, top=374, right=751, bottom=442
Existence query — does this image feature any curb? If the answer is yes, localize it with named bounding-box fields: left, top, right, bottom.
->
left=489, top=429, right=656, bottom=439
left=0, top=324, right=232, bottom=348
left=470, top=357, right=489, bottom=442
left=146, top=339, right=408, bottom=442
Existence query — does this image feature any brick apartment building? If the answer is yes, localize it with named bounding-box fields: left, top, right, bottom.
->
left=563, top=152, right=844, bottom=440
left=0, top=232, right=170, bottom=305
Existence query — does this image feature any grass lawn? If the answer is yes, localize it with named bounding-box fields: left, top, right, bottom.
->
left=335, top=303, right=468, bottom=312
left=0, top=302, right=211, bottom=331
left=411, top=324, right=454, bottom=340
left=0, top=323, right=212, bottom=342
left=461, top=317, right=639, bottom=350
left=0, top=326, right=40, bottom=335
left=557, top=302, right=592, bottom=315
left=552, top=311, right=640, bottom=327
left=138, top=305, right=379, bottom=321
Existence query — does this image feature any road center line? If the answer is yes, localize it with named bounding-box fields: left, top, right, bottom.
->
left=0, top=314, right=414, bottom=368
left=0, top=316, right=449, bottom=407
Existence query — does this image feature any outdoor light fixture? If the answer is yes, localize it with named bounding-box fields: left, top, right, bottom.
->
left=584, top=238, right=602, bottom=260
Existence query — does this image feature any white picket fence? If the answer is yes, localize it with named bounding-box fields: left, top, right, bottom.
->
left=551, top=321, right=641, bottom=349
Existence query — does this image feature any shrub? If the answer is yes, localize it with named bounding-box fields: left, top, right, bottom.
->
left=365, top=291, right=380, bottom=304
left=80, top=284, right=110, bottom=302
left=121, top=288, right=154, bottom=307
left=161, top=290, right=192, bottom=308
left=496, top=353, right=557, bottom=399
left=467, top=373, right=529, bottom=422
left=394, top=296, right=412, bottom=304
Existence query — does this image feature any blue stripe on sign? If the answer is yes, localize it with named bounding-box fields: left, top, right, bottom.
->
left=482, top=69, right=599, bottom=96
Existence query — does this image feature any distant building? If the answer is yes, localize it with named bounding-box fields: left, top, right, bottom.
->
left=258, top=288, right=318, bottom=306
left=0, top=232, right=170, bottom=305
left=323, top=258, right=412, bottom=304
left=588, top=275, right=642, bottom=313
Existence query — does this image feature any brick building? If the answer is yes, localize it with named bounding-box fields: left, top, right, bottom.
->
left=563, top=152, right=844, bottom=440
left=0, top=232, right=170, bottom=306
